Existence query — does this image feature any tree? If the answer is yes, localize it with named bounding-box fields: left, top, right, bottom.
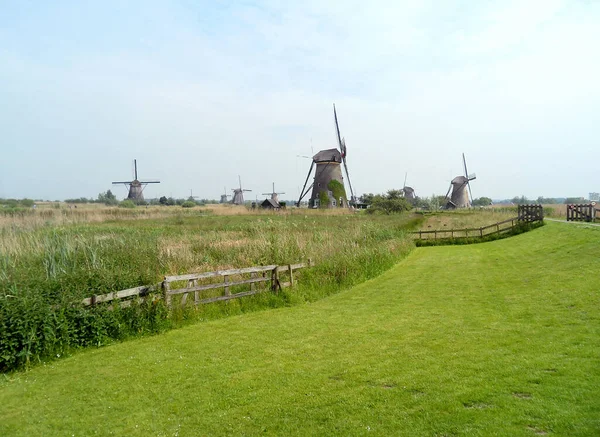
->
left=98, top=190, right=118, bottom=206
left=472, top=197, right=492, bottom=207
left=159, top=196, right=168, bottom=205
left=359, top=193, right=375, bottom=205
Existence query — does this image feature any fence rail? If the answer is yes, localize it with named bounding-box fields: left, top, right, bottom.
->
left=412, top=205, right=544, bottom=242
left=81, top=260, right=312, bottom=308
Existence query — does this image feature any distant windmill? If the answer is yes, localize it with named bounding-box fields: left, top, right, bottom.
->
left=444, top=153, right=476, bottom=209
left=401, top=173, right=415, bottom=202
left=188, top=189, right=199, bottom=201
left=231, top=176, right=251, bottom=205
left=296, top=104, right=356, bottom=208
left=262, top=182, right=285, bottom=203
left=220, top=187, right=230, bottom=204
left=112, top=159, right=160, bottom=201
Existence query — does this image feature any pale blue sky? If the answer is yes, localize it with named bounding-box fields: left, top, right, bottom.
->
left=1, top=0, right=598, bottom=201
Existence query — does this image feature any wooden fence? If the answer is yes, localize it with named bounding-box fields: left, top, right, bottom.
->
left=412, top=205, right=544, bottom=241
left=566, top=204, right=597, bottom=222
left=81, top=260, right=312, bottom=308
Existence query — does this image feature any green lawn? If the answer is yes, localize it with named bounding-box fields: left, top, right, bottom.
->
left=1, top=222, right=599, bottom=436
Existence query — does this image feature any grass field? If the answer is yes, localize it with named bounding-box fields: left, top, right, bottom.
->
left=1, top=221, right=598, bottom=436
left=419, top=209, right=516, bottom=230
left=0, top=207, right=421, bottom=371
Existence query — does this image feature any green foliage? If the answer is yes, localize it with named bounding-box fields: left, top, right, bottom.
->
left=472, top=196, right=492, bottom=206
left=564, top=197, right=586, bottom=204
left=511, top=195, right=530, bottom=205
left=367, top=193, right=412, bottom=214
left=327, top=180, right=347, bottom=203
left=1, top=223, right=598, bottom=435
left=318, top=191, right=329, bottom=208
left=118, top=200, right=136, bottom=209
left=537, top=196, right=558, bottom=204
left=19, top=199, right=35, bottom=208
left=359, top=193, right=375, bottom=205
left=0, top=212, right=422, bottom=372
left=181, top=201, right=196, bottom=208
left=97, top=190, right=118, bottom=206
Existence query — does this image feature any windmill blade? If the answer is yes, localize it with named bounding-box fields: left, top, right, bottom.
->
left=467, top=180, right=473, bottom=207
left=445, top=183, right=452, bottom=199
left=134, top=159, right=138, bottom=180
left=462, top=153, right=469, bottom=179
left=297, top=161, right=315, bottom=206
left=403, top=172, right=408, bottom=189
left=333, top=104, right=343, bottom=151
left=342, top=156, right=356, bottom=204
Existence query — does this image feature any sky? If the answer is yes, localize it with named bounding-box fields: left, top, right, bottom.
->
left=1, top=0, right=599, bottom=202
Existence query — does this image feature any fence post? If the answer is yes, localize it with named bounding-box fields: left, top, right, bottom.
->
left=194, top=279, right=199, bottom=305
left=224, top=275, right=230, bottom=296
left=162, top=279, right=171, bottom=308
left=271, top=266, right=280, bottom=292
left=250, top=272, right=256, bottom=291
left=288, top=264, right=294, bottom=287
left=479, top=227, right=483, bottom=237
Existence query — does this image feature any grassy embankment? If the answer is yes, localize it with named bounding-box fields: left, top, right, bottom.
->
left=1, top=221, right=598, bottom=436
left=0, top=206, right=420, bottom=371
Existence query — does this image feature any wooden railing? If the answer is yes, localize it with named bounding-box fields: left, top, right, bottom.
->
left=412, top=216, right=522, bottom=241
left=81, top=260, right=312, bottom=308
left=412, top=205, right=544, bottom=242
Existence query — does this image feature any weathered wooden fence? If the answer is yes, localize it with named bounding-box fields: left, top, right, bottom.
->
left=566, top=204, right=597, bottom=222
left=81, top=260, right=312, bottom=308
left=412, top=205, right=544, bottom=241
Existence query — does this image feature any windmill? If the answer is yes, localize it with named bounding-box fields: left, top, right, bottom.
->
left=220, top=187, right=230, bottom=204
left=231, top=176, right=251, bottom=205
left=296, top=104, right=356, bottom=208
left=188, top=189, right=199, bottom=202
left=262, top=182, right=285, bottom=203
left=444, top=153, right=476, bottom=209
left=401, top=172, right=415, bottom=202
left=112, top=159, right=160, bottom=201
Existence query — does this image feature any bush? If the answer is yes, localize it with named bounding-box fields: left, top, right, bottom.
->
left=119, top=200, right=136, bottom=209
left=182, top=201, right=196, bottom=208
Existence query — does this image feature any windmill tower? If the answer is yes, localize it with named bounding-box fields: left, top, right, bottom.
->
left=262, top=183, right=285, bottom=203
left=220, top=187, right=230, bottom=204
left=231, top=176, right=251, bottom=205
left=401, top=173, right=415, bottom=203
left=444, top=153, right=476, bottom=209
left=296, top=104, right=356, bottom=208
left=112, top=159, right=160, bottom=201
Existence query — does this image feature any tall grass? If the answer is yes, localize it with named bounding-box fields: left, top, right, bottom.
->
left=0, top=210, right=422, bottom=372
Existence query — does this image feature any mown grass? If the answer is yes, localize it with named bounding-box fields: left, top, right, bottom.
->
left=0, top=209, right=421, bottom=371
left=1, top=222, right=598, bottom=436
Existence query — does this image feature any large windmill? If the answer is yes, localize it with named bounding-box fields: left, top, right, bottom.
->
left=262, top=182, right=285, bottom=203
left=401, top=172, right=415, bottom=203
left=444, top=153, right=476, bottom=209
left=231, top=176, right=251, bottom=205
left=296, top=104, right=356, bottom=208
left=112, top=159, right=160, bottom=201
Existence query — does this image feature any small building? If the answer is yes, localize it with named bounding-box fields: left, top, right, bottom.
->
left=261, top=198, right=281, bottom=210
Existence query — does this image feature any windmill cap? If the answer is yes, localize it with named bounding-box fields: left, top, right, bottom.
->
left=313, top=148, right=342, bottom=163
left=451, top=176, right=469, bottom=184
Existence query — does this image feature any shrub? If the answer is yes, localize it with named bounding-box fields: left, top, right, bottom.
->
left=182, top=201, right=196, bottom=208
left=119, top=200, right=136, bottom=209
